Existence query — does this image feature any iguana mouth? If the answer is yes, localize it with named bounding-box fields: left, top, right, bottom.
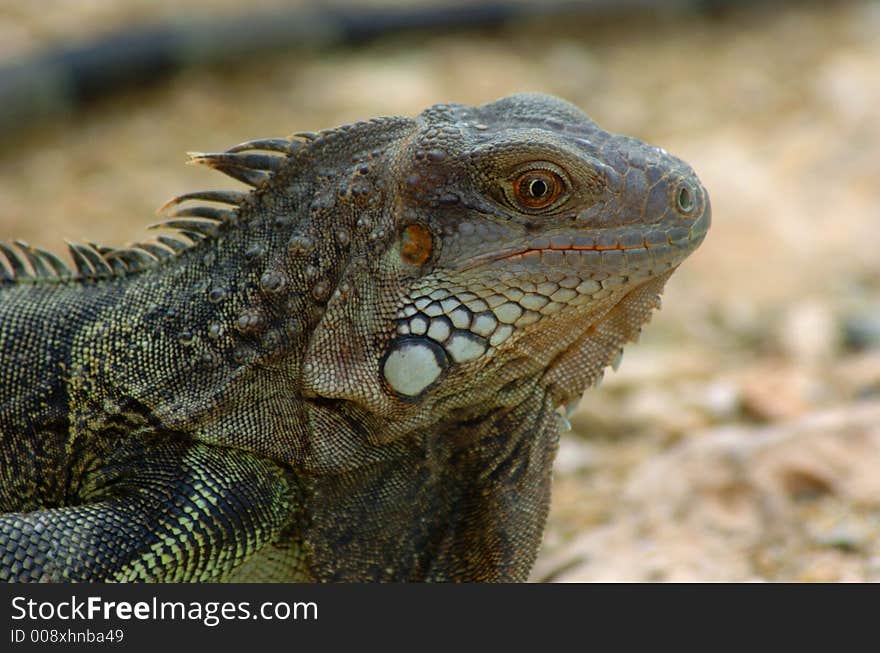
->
left=388, top=214, right=707, bottom=399
left=461, top=214, right=710, bottom=273
left=386, top=189, right=708, bottom=400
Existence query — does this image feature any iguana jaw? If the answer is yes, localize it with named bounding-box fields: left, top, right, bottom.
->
left=459, top=214, right=709, bottom=273
left=476, top=206, right=709, bottom=407
left=384, top=196, right=708, bottom=380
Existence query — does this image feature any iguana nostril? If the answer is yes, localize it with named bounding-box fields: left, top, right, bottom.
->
left=675, top=183, right=696, bottom=216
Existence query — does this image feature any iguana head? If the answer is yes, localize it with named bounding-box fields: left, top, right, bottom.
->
left=297, top=93, right=709, bottom=444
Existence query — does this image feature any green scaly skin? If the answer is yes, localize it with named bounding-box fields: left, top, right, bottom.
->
left=0, top=94, right=709, bottom=581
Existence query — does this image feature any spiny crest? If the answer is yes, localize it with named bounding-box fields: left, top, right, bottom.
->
left=0, top=241, right=70, bottom=283
left=0, top=135, right=307, bottom=285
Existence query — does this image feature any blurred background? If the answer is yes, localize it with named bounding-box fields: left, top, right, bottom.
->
left=0, top=0, right=878, bottom=581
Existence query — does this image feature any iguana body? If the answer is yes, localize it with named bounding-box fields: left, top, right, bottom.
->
left=0, top=94, right=709, bottom=581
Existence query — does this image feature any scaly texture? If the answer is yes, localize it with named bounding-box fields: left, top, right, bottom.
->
left=0, top=94, right=710, bottom=582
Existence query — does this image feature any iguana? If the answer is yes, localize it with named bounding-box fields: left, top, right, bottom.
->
left=0, top=94, right=709, bottom=582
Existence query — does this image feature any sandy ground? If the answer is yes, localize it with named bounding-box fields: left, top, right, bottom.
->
left=1, top=1, right=878, bottom=581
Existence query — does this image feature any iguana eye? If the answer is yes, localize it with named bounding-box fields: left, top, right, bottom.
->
left=508, top=165, right=567, bottom=212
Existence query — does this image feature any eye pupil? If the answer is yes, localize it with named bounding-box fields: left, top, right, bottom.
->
left=510, top=167, right=565, bottom=211
left=529, top=179, right=548, bottom=197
